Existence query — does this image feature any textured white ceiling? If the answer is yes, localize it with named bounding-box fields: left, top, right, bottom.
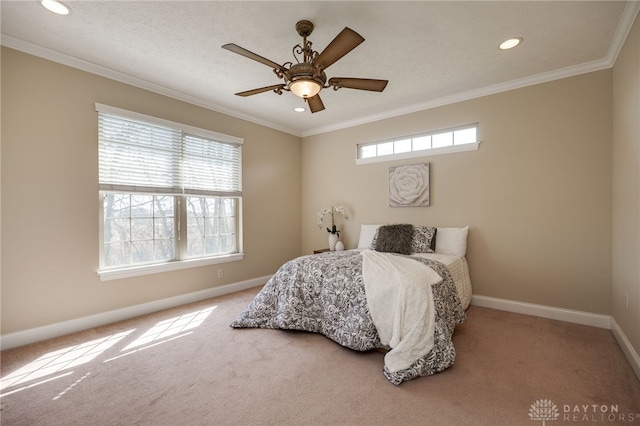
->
left=1, top=1, right=638, bottom=136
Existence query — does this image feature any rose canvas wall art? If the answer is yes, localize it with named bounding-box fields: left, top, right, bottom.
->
left=388, top=163, right=430, bottom=207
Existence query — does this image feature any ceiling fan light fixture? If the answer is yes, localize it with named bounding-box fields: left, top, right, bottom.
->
left=289, top=78, right=323, bottom=99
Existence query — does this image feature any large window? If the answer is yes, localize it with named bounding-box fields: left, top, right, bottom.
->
left=96, top=104, right=243, bottom=280
left=356, top=123, right=479, bottom=164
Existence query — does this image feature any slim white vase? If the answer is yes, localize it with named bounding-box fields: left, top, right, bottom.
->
left=328, top=233, right=339, bottom=251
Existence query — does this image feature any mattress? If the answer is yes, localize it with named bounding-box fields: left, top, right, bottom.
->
left=410, top=252, right=472, bottom=310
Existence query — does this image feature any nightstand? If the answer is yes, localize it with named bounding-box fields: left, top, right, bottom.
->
left=313, top=248, right=330, bottom=254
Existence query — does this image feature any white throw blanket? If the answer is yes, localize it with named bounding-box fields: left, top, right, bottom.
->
left=361, top=249, right=443, bottom=373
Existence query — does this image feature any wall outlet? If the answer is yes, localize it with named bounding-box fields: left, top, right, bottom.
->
left=217, top=269, right=224, bottom=279
left=625, top=294, right=629, bottom=310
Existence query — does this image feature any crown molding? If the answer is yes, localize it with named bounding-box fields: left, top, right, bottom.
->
left=3, top=1, right=638, bottom=139
left=0, top=36, right=302, bottom=137
left=300, top=2, right=640, bottom=137
left=301, top=57, right=613, bottom=137
left=607, top=1, right=640, bottom=65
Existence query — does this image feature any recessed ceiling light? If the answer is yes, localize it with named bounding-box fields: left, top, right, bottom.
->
left=499, top=37, right=523, bottom=50
left=294, top=107, right=305, bottom=113
left=40, top=0, right=71, bottom=15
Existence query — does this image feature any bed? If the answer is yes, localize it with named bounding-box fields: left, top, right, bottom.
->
left=231, top=224, right=471, bottom=385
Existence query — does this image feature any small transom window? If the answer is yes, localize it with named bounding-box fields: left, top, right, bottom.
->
left=356, top=123, right=479, bottom=164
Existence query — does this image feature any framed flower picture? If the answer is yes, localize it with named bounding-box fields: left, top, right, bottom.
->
left=388, top=163, right=430, bottom=207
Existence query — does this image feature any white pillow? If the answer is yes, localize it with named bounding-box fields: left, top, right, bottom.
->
left=357, top=224, right=383, bottom=250
left=435, top=226, right=469, bottom=257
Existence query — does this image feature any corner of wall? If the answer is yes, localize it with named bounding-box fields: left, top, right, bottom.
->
left=611, top=317, right=640, bottom=381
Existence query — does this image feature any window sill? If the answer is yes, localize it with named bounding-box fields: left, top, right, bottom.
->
left=98, top=253, right=244, bottom=281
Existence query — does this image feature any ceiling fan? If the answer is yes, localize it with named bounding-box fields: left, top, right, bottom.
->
left=222, top=20, right=388, bottom=113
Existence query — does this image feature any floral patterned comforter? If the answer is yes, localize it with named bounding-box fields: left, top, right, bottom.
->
left=230, top=250, right=466, bottom=384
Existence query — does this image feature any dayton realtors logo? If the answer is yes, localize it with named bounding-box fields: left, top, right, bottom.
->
left=529, top=399, right=560, bottom=425
left=529, top=399, right=639, bottom=424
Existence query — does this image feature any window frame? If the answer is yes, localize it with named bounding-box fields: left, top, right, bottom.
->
left=356, top=123, right=480, bottom=165
left=96, top=104, right=244, bottom=281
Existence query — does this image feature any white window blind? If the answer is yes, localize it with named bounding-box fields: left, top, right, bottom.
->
left=182, top=134, right=242, bottom=196
left=97, top=104, right=242, bottom=196
left=96, top=104, right=244, bottom=279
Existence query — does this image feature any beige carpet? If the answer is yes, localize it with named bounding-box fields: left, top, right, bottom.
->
left=1, top=287, right=639, bottom=426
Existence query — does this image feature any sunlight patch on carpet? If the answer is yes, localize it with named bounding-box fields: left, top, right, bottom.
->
left=103, top=331, right=194, bottom=363
left=121, top=306, right=216, bottom=351
left=0, top=330, right=134, bottom=395
left=53, top=371, right=92, bottom=401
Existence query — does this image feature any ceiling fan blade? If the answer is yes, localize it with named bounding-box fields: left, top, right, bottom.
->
left=328, top=77, right=389, bottom=92
left=235, top=84, right=285, bottom=97
left=222, top=43, right=287, bottom=73
left=307, top=94, right=325, bottom=113
left=314, top=27, right=365, bottom=70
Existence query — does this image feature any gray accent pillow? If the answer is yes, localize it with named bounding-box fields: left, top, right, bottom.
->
left=370, top=229, right=379, bottom=250
left=374, top=224, right=414, bottom=255
left=411, top=226, right=437, bottom=253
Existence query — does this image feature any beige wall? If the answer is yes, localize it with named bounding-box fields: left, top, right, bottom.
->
left=612, top=15, right=640, bottom=356
left=1, top=47, right=302, bottom=335
left=302, top=70, right=613, bottom=315
left=1, top=21, right=635, bottom=352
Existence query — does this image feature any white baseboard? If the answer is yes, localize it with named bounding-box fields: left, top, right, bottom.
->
left=471, top=295, right=611, bottom=328
left=3, top=284, right=639, bottom=382
left=610, top=318, right=640, bottom=381
left=0, top=276, right=269, bottom=351
left=471, top=294, right=640, bottom=381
